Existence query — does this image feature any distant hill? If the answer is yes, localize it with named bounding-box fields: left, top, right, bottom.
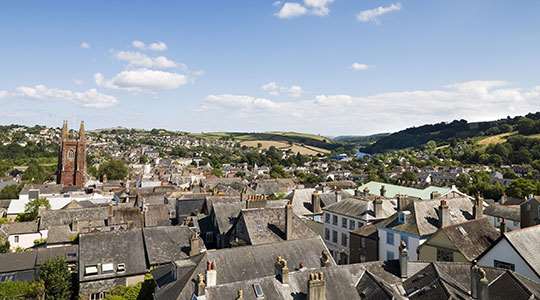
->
left=334, top=133, right=390, bottom=146
left=364, top=112, right=540, bottom=153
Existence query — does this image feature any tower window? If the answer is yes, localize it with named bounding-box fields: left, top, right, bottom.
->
left=68, top=149, right=75, bottom=160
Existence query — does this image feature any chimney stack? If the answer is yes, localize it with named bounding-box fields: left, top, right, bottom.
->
left=274, top=256, right=289, bottom=284
left=476, top=268, right=489, bottom=300
left=312, top=191, right=322, bottom=214
left=439, top=199, right=450, bottom=228
left=374, top=199, right=384, bottom=219
left=307, top=272, right=326, bottom=300
left=335, top=190, right=342, bottom=202
left=500, top=192, right=507, bottom=205
left=499, top=219, right=506, bottom=235
left=380, top=185, right=386, bottom=197
left=235, top=289, right=244, bottom=300
left=189, top=232, right=202, bottom=256
left=397, top=195, right=413, bottom=212
left=206, top=261, right=217, bottom=287
left=285, top=200, right=293, bottom=240
left=430, top=191, right=440, bottom=200
left=474, top=193, right=484, bottom=219
left=399, top=240, right=408, bottom=279
left=195, top=273, right=206, bottom=297
left=320, top=250, right=331, bottom=267
left=354, top=188, right=361, bottom=197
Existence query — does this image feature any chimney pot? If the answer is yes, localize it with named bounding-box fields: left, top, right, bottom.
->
left=189, top=232, right=202, bottom=256
left=195, top=273, right=206, bottom=297
left=374, top=199, right=384, bottom=219
left=206, top=261, right=217, bottom=287
left=312, top=191, right=322, bottom=214
left=439, top=199, right=450, bottom=228
left=235, top=289, right=243, bottom=300
left=275, top=256, right=289, bottom=284
left=320, top=250, right=331, bottom=267
left=399, top=240, right=408, bottom=279
left=307, top=272, right=326, bottom=300
left=380, top=185, right=386, bottom=197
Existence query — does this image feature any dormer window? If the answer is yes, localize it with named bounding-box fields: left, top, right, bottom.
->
left=101, top=263, right=114, bottom=273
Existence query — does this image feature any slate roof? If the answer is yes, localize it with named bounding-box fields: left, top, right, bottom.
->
left=145, top=204, right=171, bottom=227
left=502, top=224, right=540, bottom=278
left=429, top=218, right=499, bottom=261
left=484, top=203, right=520, bottom=221
left=143, top=226, right=200, bottom=266
left=212, top=201, right=244, bottom=234
left=235, top=206, right=318, bottom=245
left=36, top=245, right=78, bottom=265
left=45, top=225, right=75, bottom=244
left=79, top=228, right=147, bottom=281
left=20, top=183, right=63, bottom=195
left=39, top=206, right=109, bottom=230
left=254, top=179, right=295, bottom=195
left=0, top=252, right=36, bottom=273
left=1, top=220, right=39, bottom=235
left=287, top=188, right=315, bottom=216
left=359, top=181, right=452, bottom=200
left=323, top=197, right=396, bottom=220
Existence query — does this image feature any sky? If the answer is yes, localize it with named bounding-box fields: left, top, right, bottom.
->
left=1, top=0, right=540, bottom=136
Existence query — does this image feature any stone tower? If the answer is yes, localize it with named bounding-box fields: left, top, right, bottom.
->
left=57, top=120, right=86, bottom=188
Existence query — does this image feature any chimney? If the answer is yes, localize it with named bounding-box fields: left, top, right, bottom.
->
left=79, top=121, right=86, bottom=141
left=354, top=188, right=361, bottom=197
left=307, top=272, right=326, bottom=300
left=399, top=240, right=408, bottom=279
left=439, top=199, right=450, bottom=228
left=380, top=185, right=386, bottom=197
left=500, top=192, right=507, bottom=205
left=374, top=199, right=384, bottom=219
left=102, top=173, right=108, bottom=183
left=471, top=261, right=480, bottom=299
left=285, top=200, right=293, bottom=240
left=397, top=195, right=412, bottom=212
left=274, top=256, right=289, bottom=284
left=320, top=250, right=331, bottom=267
left=477, top=268, right=489, bottom=300
left=335, top=190, right=342, bottom=202
left=235, top=289, right=244, bottom=300
left=474, top=193, right=484, bottom=219
left=430, top=191, right=440, bottom=200
left=189, top=232, right=202, bottom=256
left=195, top=273, right=206, bottom=297
left=312, top=191, right=322, bottom=214
left=499, top=219, right=506, bottom=235
left=206, top=261, right=217, bottom=287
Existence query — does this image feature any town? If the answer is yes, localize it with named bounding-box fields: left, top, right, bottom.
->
left=0, top=119, right=539, bottom=300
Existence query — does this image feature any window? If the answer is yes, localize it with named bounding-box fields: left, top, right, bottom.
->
left=101, top=263, right=114, bottom=273
left=494, top=260, right=515, bottom=271
left=253, top=283, right=264, bottom=298
left=67, top=149, right=75, bottom=160
left=84, top=265, right=98, bottom=276
left=324, top=228, right=330, bottom=241
left=342, top=217, right=348, bottom=228
left=386, top=231, right=394, bottom=245
left=349, top=220, right=356, bottom=230
left=332, top=215, right=338, bottom=225
left=13, top=236, right=19, bottom=243
left=341, top=233, right=348, bottom=247
left=400, top=234, right=409, bottom=247
left=325, top=213, right=330, bottom=224
left=386, top=251, right=395, bottom=260
left=436, top=248, right=453, bottom=262
left=90, top=292, right=106, bottom=300
left=332, top=230, right=338, bottom=243
left=116, top=263, right=126, bottom=273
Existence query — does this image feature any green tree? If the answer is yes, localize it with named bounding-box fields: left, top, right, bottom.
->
left=98, top=160, right=128, bottom=181
left=270, top=165, right=287, bottom=178
left=39, top=257, right=72, bottom=300
left=0, top=236, right=10, bottom=253
left=507, top=178, right=537, bottom=199
left=0, top=280, right=44, bottom=299
left=0, top=184, right=22, bottom=199
left=22, top=160, right=48, bottom=183
left=16, top=198, right=50, bottom=222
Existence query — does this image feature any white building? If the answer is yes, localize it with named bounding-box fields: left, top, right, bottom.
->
left=478, top=225, right=540, bottom=282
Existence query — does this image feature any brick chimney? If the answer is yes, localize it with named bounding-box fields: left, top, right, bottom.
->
left=320, top=250, right=331, bottom=267
left=374, top=199, right=384, bottom=219
left=439, top=199, right=450, bottom=228
left=473, top=193, right=484, bottom=219
left=399, top=240, right=408, bottom=279
left=285, top=200, right=293, bottom=240
left=189, top=232, right=202, bottom=256
left=195, top=273, right=205, bottom=297
left=274, top=256, right=289, bottom=284
left=312, top=191, right=322, bottom=214
left=206, top=261, right=217, bottom=287
left=307, top=272, right=326, bottom=300
left=335, top=190, right=342, bottom=202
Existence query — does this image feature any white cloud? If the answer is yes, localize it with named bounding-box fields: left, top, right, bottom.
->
left=304, top=0, right=333, bottom=16
left=261, top=82, right=303, bottom=97
left=13, top=85, right=117, bottom=108
left=115, top=51, right=179, bottom=69
left=80, top=42, right=91, bottom=49
left=0, top=90, right=8, bottom=98
left=148, top=42, right=167, bottom=51
left=200, top=80, right=540, bottom=135
left=95, top=69, right=187, bottom=91
left=357, top=3, right=401, bottom=23
left=73, top=79, right=84, bottom=85
left=273, top=1, right=282, bottom=6
left=131, top=40, right=168, bottom=51
left=350, top=63, right=370, bottom=71
left=275, top=0, right=334, bottom=18
left=275, top=2, right=307, bottom=19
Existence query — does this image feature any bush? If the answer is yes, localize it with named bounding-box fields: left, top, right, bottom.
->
left=0, top=280, right=44, bottom=299
left=39, top=257, right=72, bottom=300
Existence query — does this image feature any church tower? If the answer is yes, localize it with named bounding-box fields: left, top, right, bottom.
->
left=57, top=120, right=87, bottom=188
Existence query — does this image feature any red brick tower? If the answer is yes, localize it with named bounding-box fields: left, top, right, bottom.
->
left=57, top=120, right=86, bottom=188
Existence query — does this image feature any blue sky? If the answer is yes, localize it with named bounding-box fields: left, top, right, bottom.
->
left=1, top=0, right=540, bottom=135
